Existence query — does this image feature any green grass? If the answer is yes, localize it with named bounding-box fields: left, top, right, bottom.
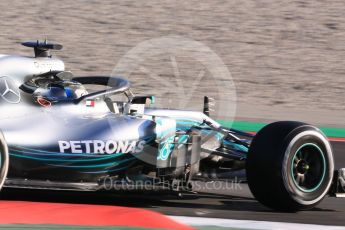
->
left=218, top=120, right=345, bottom=138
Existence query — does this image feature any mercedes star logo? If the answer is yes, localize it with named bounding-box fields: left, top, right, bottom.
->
left=0, top=76, right=21, bottom=104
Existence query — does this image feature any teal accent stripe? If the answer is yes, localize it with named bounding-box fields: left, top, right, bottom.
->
left=218, top=120, right=345, bottom=138
left=10, top=151, right=124, bottom=162
left=11, top=145, right=120, bottom=157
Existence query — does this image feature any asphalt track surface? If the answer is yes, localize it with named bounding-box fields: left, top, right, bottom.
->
left=0, top=141, right=344, bottom=227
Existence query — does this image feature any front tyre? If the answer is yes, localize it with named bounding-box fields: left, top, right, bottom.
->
left=246, top=121, right=334, bottom=211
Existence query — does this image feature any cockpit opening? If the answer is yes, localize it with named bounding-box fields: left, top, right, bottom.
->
left=20, top=71, right=88, bottom=106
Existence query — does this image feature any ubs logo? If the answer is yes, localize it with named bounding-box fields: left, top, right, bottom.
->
left=0, top=76, right=21, bottom=103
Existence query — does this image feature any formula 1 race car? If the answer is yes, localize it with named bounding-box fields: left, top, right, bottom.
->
left=0, top=41, right=343, bottom=212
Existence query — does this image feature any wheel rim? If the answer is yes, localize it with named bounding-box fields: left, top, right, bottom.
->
left=291, top=143, right=326, bottom=193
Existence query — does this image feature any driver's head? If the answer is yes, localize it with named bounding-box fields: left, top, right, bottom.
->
left=33, top=81, right=87, bottom=106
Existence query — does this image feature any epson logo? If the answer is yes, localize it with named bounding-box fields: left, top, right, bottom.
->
left=58, top=140, right=145, bottom=154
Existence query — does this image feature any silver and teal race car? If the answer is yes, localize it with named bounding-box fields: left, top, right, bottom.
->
left=0, top=41, right=343, bottom=212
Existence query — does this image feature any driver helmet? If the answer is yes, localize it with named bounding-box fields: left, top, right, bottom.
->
left=33, top=80, right=87, bottom=106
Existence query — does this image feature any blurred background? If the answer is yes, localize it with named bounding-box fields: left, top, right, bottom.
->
left=0, top=0, right=344, bottom=126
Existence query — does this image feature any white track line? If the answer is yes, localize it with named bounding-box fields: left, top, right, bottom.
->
left=169, top=216, right=345, bottom=230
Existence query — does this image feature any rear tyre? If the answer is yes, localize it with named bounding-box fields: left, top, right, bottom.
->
left=246, top=121, right=334, bottom=211
left=0, top=132, right=9, bottom=190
